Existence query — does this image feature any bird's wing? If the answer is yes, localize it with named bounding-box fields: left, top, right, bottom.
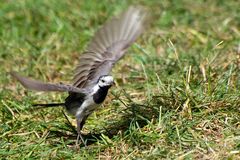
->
left=11, top=71, right=87, bottom=93
left=73, top=6, right=149, bottom=88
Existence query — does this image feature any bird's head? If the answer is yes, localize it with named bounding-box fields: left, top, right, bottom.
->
left=98, top=75, right=115, bottom=88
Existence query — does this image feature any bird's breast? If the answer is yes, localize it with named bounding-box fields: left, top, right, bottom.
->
left=75, top=96, right=98, bottom=118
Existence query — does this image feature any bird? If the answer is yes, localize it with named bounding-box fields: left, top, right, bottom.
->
left=11, top=6, right=149, bottom=146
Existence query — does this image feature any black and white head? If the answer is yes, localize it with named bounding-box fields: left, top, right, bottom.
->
left=97, top=75, right=114, bottom=88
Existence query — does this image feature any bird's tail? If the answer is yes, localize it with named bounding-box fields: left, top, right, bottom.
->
left=33, top=103, right=65, bottom=108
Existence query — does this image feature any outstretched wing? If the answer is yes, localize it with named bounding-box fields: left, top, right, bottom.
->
left=73, top=6, right=149, bottom=88
left=11, top=71, right=86, bottom=93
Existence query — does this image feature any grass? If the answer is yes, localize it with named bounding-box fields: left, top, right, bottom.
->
left=0, top=0, right=239, bottom=159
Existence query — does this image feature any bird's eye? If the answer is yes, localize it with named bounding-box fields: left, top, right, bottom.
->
left=101, top=79, right=105, bottom=83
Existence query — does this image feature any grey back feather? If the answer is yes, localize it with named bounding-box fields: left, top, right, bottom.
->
left=73, top=6, right=149, bottom=88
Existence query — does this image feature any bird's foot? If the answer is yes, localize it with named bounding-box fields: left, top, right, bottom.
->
left=76, top=133, right=87, bottom=147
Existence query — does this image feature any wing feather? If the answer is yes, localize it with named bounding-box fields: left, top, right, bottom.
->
left=11, top=72, right=86, bottom=93
left=73, top=6, right=149, bottom=88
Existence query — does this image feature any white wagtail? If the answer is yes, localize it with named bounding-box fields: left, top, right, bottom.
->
left=11, top=6, right=148, bottom=145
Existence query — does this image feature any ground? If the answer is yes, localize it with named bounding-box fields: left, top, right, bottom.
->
left=0, top=0, right=239, bottom=159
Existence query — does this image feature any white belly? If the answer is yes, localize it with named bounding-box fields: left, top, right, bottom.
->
left=75, top=96, right=99, bottom=121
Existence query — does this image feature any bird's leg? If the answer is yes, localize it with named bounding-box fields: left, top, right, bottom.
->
left=76, top=119, right=86, bottom=147
left=61, top=110, right=77, bottom=134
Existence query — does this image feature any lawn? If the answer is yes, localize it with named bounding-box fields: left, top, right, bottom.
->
left=0, top=0, right=239, bottom=159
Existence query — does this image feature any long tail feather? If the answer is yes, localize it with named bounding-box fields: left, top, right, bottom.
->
left=33, top=103, right=65, bottom=108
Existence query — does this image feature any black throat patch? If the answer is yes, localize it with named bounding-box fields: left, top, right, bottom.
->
left=93, top=86, right=110, bottom=104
